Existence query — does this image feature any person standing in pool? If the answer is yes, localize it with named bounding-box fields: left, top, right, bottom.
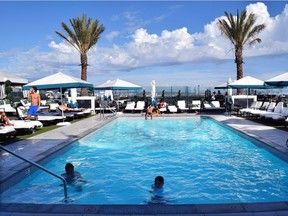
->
left=149, top=176, right=166, bottom=203
left=26, top=86, right=41, bottom=121
left=61, top=163, right=86, bottom=185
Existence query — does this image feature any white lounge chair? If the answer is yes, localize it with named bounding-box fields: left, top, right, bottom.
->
left=249, top=102, right=275, bottom=116
left=0, top=126, right=16, bottom=138
left=168, top=105, right=177, bottom=113
left=260, top=102, right=284, bottom=119
left=272, top=107, right=288, bottom=121
left=16, top=106, right=65, bottom=124
left=10, top=120, right=43, bottom=134
left=203, top=101, right=224, bottom=111
left=124, top=101, right=135, bottom=112
left=134, top=101, right=145, bottom=112
left=159, top=102, right=167, bottom=113
left=0, top=104, right=17, bottom=114
left=240, top=101, right=262, bottom=115
left=177, top=100, right=189, bottom=112
left=190, top=100, right=201, bottom=112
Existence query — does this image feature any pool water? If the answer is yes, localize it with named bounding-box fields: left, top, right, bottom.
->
left=2, top=117, right=288, bottom=204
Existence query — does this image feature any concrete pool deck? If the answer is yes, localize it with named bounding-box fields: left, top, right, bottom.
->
left=1, top=113, right=288, bottom=216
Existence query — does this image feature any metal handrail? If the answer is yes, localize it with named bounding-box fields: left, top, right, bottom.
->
left=0, top=145, right=69, bottom=202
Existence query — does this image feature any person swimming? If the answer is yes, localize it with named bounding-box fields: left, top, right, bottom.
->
left=61, top=163, right=86, bottom=191
left=149, top=176, right=166, bottom=204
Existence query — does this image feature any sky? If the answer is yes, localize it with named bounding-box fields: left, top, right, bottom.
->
left=0, top=1, right=287, bottom=92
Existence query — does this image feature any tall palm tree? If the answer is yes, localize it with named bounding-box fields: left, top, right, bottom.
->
left=56, top=14, right=105, bottom=95
left=218, top=10, right=266, bottom=94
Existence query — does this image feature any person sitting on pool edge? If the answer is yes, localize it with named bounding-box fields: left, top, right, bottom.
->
left=61, top=163, right=86, bottom=185
left=145, top=104, right=154, bottom=120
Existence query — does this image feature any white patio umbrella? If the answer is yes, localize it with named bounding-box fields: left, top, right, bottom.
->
left=150, top=80, right=156, bottom=106
left=0, top=84, right=6, bottom=99
left=23, top=72, right=94, bottom=126
left=265, top=72, right=288, bottom=87
left=94, top=79, right=142, bottom=90
left=228, top=76, right=267, bottom=108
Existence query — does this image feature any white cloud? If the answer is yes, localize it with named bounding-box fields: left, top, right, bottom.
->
left=105, top=31, right=120, bottom=41
left=1, top=2, right=287, bottom=86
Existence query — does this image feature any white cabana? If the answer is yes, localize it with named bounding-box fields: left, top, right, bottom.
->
left=265, top=72, right=288, bottom=87
left=23, top=72, right=93, bottom=90
left=23, top=72, right=95, bottom=124
left=94, top=79, right=142, bottom=90
left=0, top=72, right=28, bottom=85
left=228, top=76, right=266, bottom=89
left=0, top=72, right=28, bottom=99
left=228, top=76, right=267, bottom=108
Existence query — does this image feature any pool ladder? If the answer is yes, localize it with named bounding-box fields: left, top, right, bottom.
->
left=0, top=145, right=70, bottom=203
left=99, top=104, right=117, bottom=120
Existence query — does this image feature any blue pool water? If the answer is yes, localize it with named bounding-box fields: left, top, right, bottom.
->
left=2, top=117, right=288, bottom=204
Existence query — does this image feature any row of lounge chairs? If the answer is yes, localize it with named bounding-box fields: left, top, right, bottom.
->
left=1, top=102, right=92, bottom=139
left=240, top=101, right=287, bottom=121
left=123, top=100, right=204, bottom=113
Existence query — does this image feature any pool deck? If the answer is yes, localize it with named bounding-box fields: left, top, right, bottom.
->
left=1, top=113, right=288, bottom=216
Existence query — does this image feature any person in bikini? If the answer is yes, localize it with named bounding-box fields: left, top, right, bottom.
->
left=26, top=86, right=41, bottom=121
left=145, top=105, right=154, bottom=120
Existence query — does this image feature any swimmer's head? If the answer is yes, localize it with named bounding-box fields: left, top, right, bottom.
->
left=154, top=176, right=164, bottom=188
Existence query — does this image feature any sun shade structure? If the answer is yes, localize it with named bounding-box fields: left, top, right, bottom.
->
left=22, top=72, right=93, bottom=90
left=94, top=79, right=142, bottom=90
left=228, top=76, right=266, bottom=89
left=265, top=72, right=288, bottom=87
left=0, top=72, right=28, bottom=85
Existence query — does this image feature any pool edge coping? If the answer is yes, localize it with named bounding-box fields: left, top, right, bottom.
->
left=1, top=114, right=288, bottom=215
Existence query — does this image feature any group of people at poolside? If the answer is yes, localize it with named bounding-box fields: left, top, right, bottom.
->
left=145, top=100, right=165, bottom=120
left=62, top=162, right=165, bottom=203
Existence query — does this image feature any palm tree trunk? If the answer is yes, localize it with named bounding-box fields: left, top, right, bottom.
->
left=235, top=48, right=244, bottom=95
left=80, top=53, right=88, bottom=96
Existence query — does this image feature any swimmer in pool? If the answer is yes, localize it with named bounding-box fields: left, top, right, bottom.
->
left=149, top=176, right=166, bottom=204
left=61, top=163, right=86, bottom=191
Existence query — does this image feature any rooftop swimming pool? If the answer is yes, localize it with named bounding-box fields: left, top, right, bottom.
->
left=1, top=117, right=288, bottom=205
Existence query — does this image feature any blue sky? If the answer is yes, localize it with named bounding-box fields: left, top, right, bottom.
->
left=0, top=1, right=287, bottom=91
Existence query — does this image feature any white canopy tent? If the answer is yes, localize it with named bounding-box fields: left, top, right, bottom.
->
left=23, top=72, right=94, bottom=126
left=0, top=72, right=28, bottom=99
left=265, top=72, right=288, bottom=87
left=23, top=72, right=93, bottom=90
left=228, top=76, right=267, bottom=108
left=94, top=79, right=142, bottom=90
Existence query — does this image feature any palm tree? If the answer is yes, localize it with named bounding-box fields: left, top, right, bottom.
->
left=56, top=14, right=105, bottom=95
left=218, top=10, right=266, bottom=94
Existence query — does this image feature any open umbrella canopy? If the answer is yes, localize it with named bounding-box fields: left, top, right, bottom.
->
left=228, top=76, right=266, bottom=89
left=23, top=72, right=93, bottom=90
left=0, top=72, right=28, bottom=85
left=94, top=79, right=142, bottom=90
left=214, top=82, right=228, bottom=89
left=265, top=72, right=288, bottom=87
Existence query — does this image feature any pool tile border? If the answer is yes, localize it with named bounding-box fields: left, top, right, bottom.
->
left=1, top=113, right=288, bottom=215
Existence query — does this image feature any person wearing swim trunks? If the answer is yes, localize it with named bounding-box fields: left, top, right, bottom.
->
left=145, top=105, right=154, bottom=120
left=27, top=86, right=41, bottom=121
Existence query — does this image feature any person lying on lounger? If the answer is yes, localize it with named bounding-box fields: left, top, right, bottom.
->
left=0, top=111, right=14, bottom=126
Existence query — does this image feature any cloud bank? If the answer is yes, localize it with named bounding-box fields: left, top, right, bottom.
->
left=1, top=2, right=287, bottom=85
